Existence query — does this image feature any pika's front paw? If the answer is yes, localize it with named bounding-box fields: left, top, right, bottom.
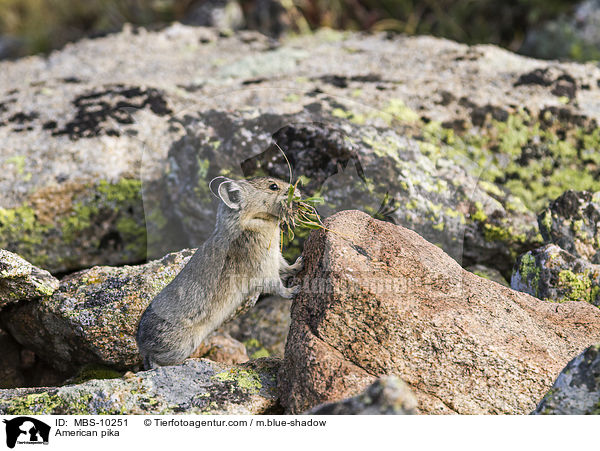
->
left=290, top=256, right=304, bottom=273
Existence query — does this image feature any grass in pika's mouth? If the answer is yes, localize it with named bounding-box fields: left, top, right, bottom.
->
left=272, top=142, right=326, bottom=245
left=282, top=176, right=325, bottom=243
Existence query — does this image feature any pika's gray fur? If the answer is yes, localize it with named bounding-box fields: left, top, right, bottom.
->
left=136, top=176, right=302, bottom=369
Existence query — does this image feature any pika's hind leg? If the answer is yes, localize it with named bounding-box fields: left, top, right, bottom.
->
left=143, top=355, right=159, bottom=370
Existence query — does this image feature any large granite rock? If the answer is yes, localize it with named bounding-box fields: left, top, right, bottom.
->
left=511, top=244, right=600, bottom=306
left=0, top=358, right=281, bottom=415
left=2, top=25, right=600, bottom=276
left=534, top=344, right=600, bottom=415
left=279, top=210, right=600, bottom=414
left=0, top=249, right=59, bottom=309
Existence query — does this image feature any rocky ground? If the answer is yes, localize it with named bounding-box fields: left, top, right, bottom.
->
left=1, top=24, right=600, bottom=414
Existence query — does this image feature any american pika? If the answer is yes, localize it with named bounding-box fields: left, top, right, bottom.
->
left=136, top=176, right=302, bottom=369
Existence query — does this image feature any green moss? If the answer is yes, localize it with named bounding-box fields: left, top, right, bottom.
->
left=61, top=202, right=96, bottom=243
left=558, top=269, right=593, bottom=303
left=405, top=199, right=418, bottom=210
left=591, top=285, right=600, bottom=306
left=213, top=368, right=262, bottom=393
left=417, top=109, right=600, bottom=214
left=331, top=107, right=366, bottom=125
left=97, top=179, right=142, bottom=203
left=518, top=252, right=541, bottom=297
left=540, top=210, right=553, bottom=237
left=0, top=177, right=147, bottom=270
left=483, top=223, right=512, bottom=242
left=5, top=155, right=26, bottom=174
left=197, top=157, right=211, bottom=178
left=0, top=206, right=49, bottom=266
left=243, top=339, right=271, bottom=359
left=382, top=99, right=419, bottom=123
left=571, top=219, right=588, bottom=241
left=4, top=392, right=62, bottom=415
left=59, top=179, right=145, bottom=256
left=471, top=202, right=487, bottom=222
left=479, top=180, right=504, bottom=198
left=71, top=364, right=123, bottom=384
left=116, top=216, right=146, bottom=254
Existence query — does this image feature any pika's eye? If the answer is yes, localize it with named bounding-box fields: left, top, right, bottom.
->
left=269, top=183, right=280, bottom=191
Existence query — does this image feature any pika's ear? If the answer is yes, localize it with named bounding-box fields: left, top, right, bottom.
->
left=218, top=180, right=242, bottom=210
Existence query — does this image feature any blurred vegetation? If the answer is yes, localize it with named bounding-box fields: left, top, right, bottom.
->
left=0, top=0, right=187, bottom=57
left=0, top=0, right=581, bottom=59
left=292, top=0, right=575, bottom=50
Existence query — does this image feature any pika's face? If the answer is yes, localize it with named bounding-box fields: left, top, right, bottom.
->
left=239, top=177, right=294, bottom=231
left=215, top=176, right=296, bottom=232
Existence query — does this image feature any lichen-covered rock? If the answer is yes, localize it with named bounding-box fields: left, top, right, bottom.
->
left=0, top=358, right=281, bottom=415
left=2, top=24, right=600, bottom=276
left=1, top=249, right=195, bottom=373
left=534, top=344, right=600, bottom=414
left=163, top=109, right=541, bottom=277
left=538, top=190, right=600, bottom=264
left=306, top=376, right=417, bottom=415
left=1, top=248, right=294, bottom=375
left=511, top=244, right=600, bottom=306
left=0, top=249, right=59, bottom=309
left=279, top=210, right=600, bottom=414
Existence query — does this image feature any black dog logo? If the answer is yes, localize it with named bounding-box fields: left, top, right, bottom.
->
left=3, top=417, right=50, bottom=448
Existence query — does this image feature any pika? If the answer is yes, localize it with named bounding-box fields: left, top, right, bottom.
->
left=136, top=176, right=302, bottom=369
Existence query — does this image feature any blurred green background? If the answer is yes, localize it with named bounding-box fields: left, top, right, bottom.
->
left=0, top=0, right=596, bottom=61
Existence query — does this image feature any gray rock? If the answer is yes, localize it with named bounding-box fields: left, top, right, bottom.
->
left=306, top=376, right=418, bottom=415
left=0, top=249, right=59, bottom=309
left=0, top=358, right=281, bottom=415
left=1, top=248, right=293, bottom=375
left=1, top=24, right=600, bottom=276
left=1, top=249, right=195, bottom=373
left=162, top=108, right=537, bottom=277
left=534, top=344, right=600, bottom=415
left=538, top=190, right=600, bottom=264
left=511, top=244, right=600, bottom=306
